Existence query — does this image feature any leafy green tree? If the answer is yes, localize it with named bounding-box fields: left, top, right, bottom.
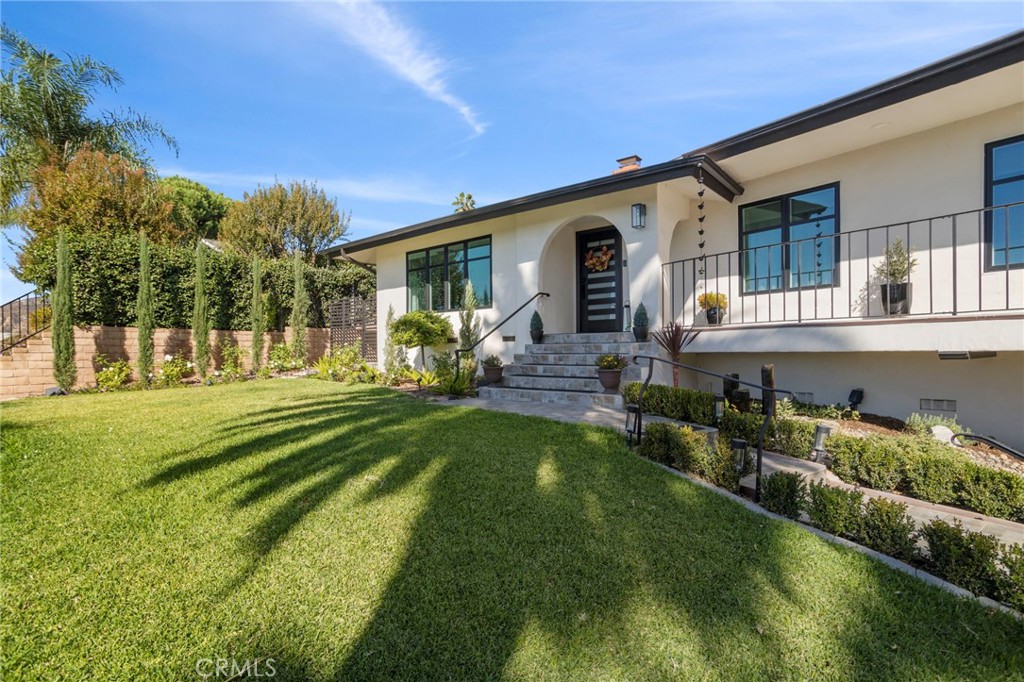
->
left=289, top=252, right=309, bottom=362
left=192, top=246, right=210, bottom=378
left=158, top=175, right=232, bottom=242
left=219, top=180, right=350, bottom=263
left=457, top=282, right=481, bottom=374
left=452, top=192, right=476, bottom=213
left=136, top=231, right=154, bottom=384
left=51, top=230, right=75, bottom=391
left=390, top=310, right=453, bottom=367
left=251, top=256, right=265, bottom=374
left=0, top=25, right=176, bottom=225
left=17, top=147, right=178, bottom=283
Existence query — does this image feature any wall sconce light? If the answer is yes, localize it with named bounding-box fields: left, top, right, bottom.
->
left=714, top=394, right=726, bottom=423
left=631, top=203, right=646, bottom=230
left=813, top=424, right=832, bottom=462
left=731, top=438, right=748, bottom=474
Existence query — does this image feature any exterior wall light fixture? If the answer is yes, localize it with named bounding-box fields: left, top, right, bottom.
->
left=631, top=203, right=646, bottom=230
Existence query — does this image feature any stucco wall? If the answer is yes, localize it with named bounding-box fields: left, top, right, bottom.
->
left=675, top=350, right=1024, bottom=450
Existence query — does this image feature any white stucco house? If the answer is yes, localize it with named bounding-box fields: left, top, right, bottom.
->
left=325, top=31, right=1024, bottom=449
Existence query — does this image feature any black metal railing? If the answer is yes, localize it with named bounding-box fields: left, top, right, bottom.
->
left=1, top=289, right=50, bottom=354
left=663, top=203, right=1024, bottom=326
left=454, top=292, right=550, bottom=385
left=951, top=433, right=1024, bottom=461
left=631, top=354, right=796, bottom=501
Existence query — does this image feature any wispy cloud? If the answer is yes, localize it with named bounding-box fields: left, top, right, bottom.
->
left=160, top=167, right=451, bottom=206
left=309, top=1, right=487, bottom=136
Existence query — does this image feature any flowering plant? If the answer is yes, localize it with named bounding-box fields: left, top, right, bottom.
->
left=584, top=245, right=614, bottom=272
left=697, top=292, right=728, bottom=311
left=157, top=354, right=193, bottom=387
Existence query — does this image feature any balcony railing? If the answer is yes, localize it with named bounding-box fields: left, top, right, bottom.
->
left=662, top=203, right=1024, bottom=327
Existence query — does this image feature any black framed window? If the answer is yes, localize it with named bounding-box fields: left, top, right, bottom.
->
left=739, top=184, right=839, bottom=293
left=407, top=236, right=491, bottom=311
left=985, top=135, right=1024, bottom=270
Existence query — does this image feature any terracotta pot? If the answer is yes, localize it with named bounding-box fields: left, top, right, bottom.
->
left=597, top=369, right=622, bottom=392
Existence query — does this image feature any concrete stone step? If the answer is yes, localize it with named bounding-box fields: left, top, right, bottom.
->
left=477, top=385, right=623, bottom=409
left=505, top=374, right=605, bottom=392
left=504, top=363, right=642, bottom=381
left=514, top=352, right=648, bottom=367
left=540, top=332, right=640, bottom=344
left=525, top=341, right=657, bottom=355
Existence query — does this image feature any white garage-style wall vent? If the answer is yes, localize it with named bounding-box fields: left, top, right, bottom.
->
left=920, top=398, right=957, bottom=412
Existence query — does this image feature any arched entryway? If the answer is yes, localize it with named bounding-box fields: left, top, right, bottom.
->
left=538, top=216, right=626, bottom=334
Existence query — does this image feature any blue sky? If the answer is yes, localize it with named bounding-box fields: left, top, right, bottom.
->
left=3, top=1, right=1022, bottom=299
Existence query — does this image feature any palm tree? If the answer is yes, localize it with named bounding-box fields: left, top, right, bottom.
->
left=0, top=25, right=177, bottom=224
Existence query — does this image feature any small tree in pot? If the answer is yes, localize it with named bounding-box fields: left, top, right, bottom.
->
left=530, top=310, right=544, bottom=344
left=482, top=354, right=503, bottom=383
left=595, top=353, right=628, bottom=392
left=876, top=239, right=917, bottom=315
left=632, top=302, right=649, bottom=341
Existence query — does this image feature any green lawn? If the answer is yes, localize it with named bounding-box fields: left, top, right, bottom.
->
left=2, top=380, right=1021, bottom=681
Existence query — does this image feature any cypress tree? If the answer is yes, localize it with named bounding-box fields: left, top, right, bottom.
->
left=192, top=245, right=210, bottom=378
left=289, top=252, right=309, bottom=363
left=136, top=232, right=154, bottom=384
left=251, top=256, right=265, bottom=374
left=51, top=230, right=76, bottom=392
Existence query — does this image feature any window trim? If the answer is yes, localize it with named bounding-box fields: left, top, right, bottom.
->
left=984, top=134, right=1024, bottom=272
left=406, top=235, right=493, bottom=312
left=736, top=182, right=841, bottom=295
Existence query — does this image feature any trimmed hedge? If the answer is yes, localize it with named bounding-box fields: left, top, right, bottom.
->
left=624, top=383, right=818, bottom=461
left=827, top=433, right=1024, bottom=523
left=761, top=472, right=807, bottom=520
left=635, top=423, right=747, bottom=493
left=807, top=483, right=863, bottom=539
left=22, top=232, right=374, bottom=330
left=622, top=382, right=716, bottom=425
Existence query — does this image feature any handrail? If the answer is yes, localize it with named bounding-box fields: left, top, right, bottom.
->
left=454, top=292, right=550, bottom=383
left=631, top=353, right=796, bottom=501
left=1, top=289, right=50, bottom=354
left=951, top=433, right=1024, bottom=461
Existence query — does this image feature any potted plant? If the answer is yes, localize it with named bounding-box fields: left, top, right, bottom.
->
left=530, top=310, right=544, bottom=344
left=875, top=239, right=917, bottom=315
left=595, top=353, right=628, bottom=392
left=482, top=354, right=503, bottom=383
left=698, top=292, right=728, bottom=325
left=632, top=302, right=649, bottom=341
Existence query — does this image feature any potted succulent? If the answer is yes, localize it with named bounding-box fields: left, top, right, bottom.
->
left=876, top=239, right=917, bottom=315
left=530, top=310, right=544, bottom=344
left=482, top=354, right=503, bottom=383
left=632, top=302, right=649, bottom=341
left=595, top=353, right=629, bottom=392
left=698, top=292, right=728, bottom=325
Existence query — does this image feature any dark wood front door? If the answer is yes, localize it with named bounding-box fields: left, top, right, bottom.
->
left=577, top=227, right=623, bottom=333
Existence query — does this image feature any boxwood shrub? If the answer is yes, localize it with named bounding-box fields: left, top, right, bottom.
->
left=622, top=383, right=716, bottom=425
left=920, top=519, right=1003, bottom=599
left=860, top=498, right=919, bottom=564
left=760, top=472, right=807, bottom=519
left=636, top=422, right=682, bottom=466
left=807, top=482, right=863, bottom=539
left=827, top=433, right=1024, bottom=523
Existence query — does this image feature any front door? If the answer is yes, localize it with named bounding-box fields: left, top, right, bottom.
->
left=577, top=227, right=623, bottom=333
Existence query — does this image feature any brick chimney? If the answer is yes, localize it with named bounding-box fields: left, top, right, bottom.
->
left=613, top=155, right=642, bottom=175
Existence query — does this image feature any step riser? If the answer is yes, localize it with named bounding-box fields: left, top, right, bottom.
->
left=505, top=376, right=604, bottom=392
left=526, top=342, right=656, bottom=354
left=504, top=364, right=641, bottom=380
left=540, top=332, right=641, bottom=344
left=478, top=386, right=623, bottom=409
left=515, top=353, right=647, bottom=367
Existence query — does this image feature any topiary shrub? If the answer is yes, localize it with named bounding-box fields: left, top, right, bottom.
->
left=999, top=544, right=1024, bottom=611
left=636, top=422, right=682, bottom=466
left=673, top=426, right=711, bottom=474
left=760, top=472, right=807, bottom=519
left=704, top=438, right=747, bottom=493
left=769, top=418, right=817, bottom=460
left=718, top=409, right=765, bottom=445
left=391, top=310, right=454, bottom=366
left=920, top=519, right=1003, bottom=599
left=807, top=482, right=864, bottom=539
left=860, top=498, right=918, bottom=563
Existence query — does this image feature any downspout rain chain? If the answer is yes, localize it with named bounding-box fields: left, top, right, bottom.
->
left=696, top=166, right=707, bottom=278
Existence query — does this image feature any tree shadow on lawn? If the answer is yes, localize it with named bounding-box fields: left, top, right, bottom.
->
left=142, top=388, right=1023, bottom=680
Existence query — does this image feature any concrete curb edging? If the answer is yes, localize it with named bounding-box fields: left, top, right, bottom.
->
left=643, top=457, right=1024, bottom=622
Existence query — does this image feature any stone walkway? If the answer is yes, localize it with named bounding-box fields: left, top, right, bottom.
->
left=443, top=397, right=1024, bottom=546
